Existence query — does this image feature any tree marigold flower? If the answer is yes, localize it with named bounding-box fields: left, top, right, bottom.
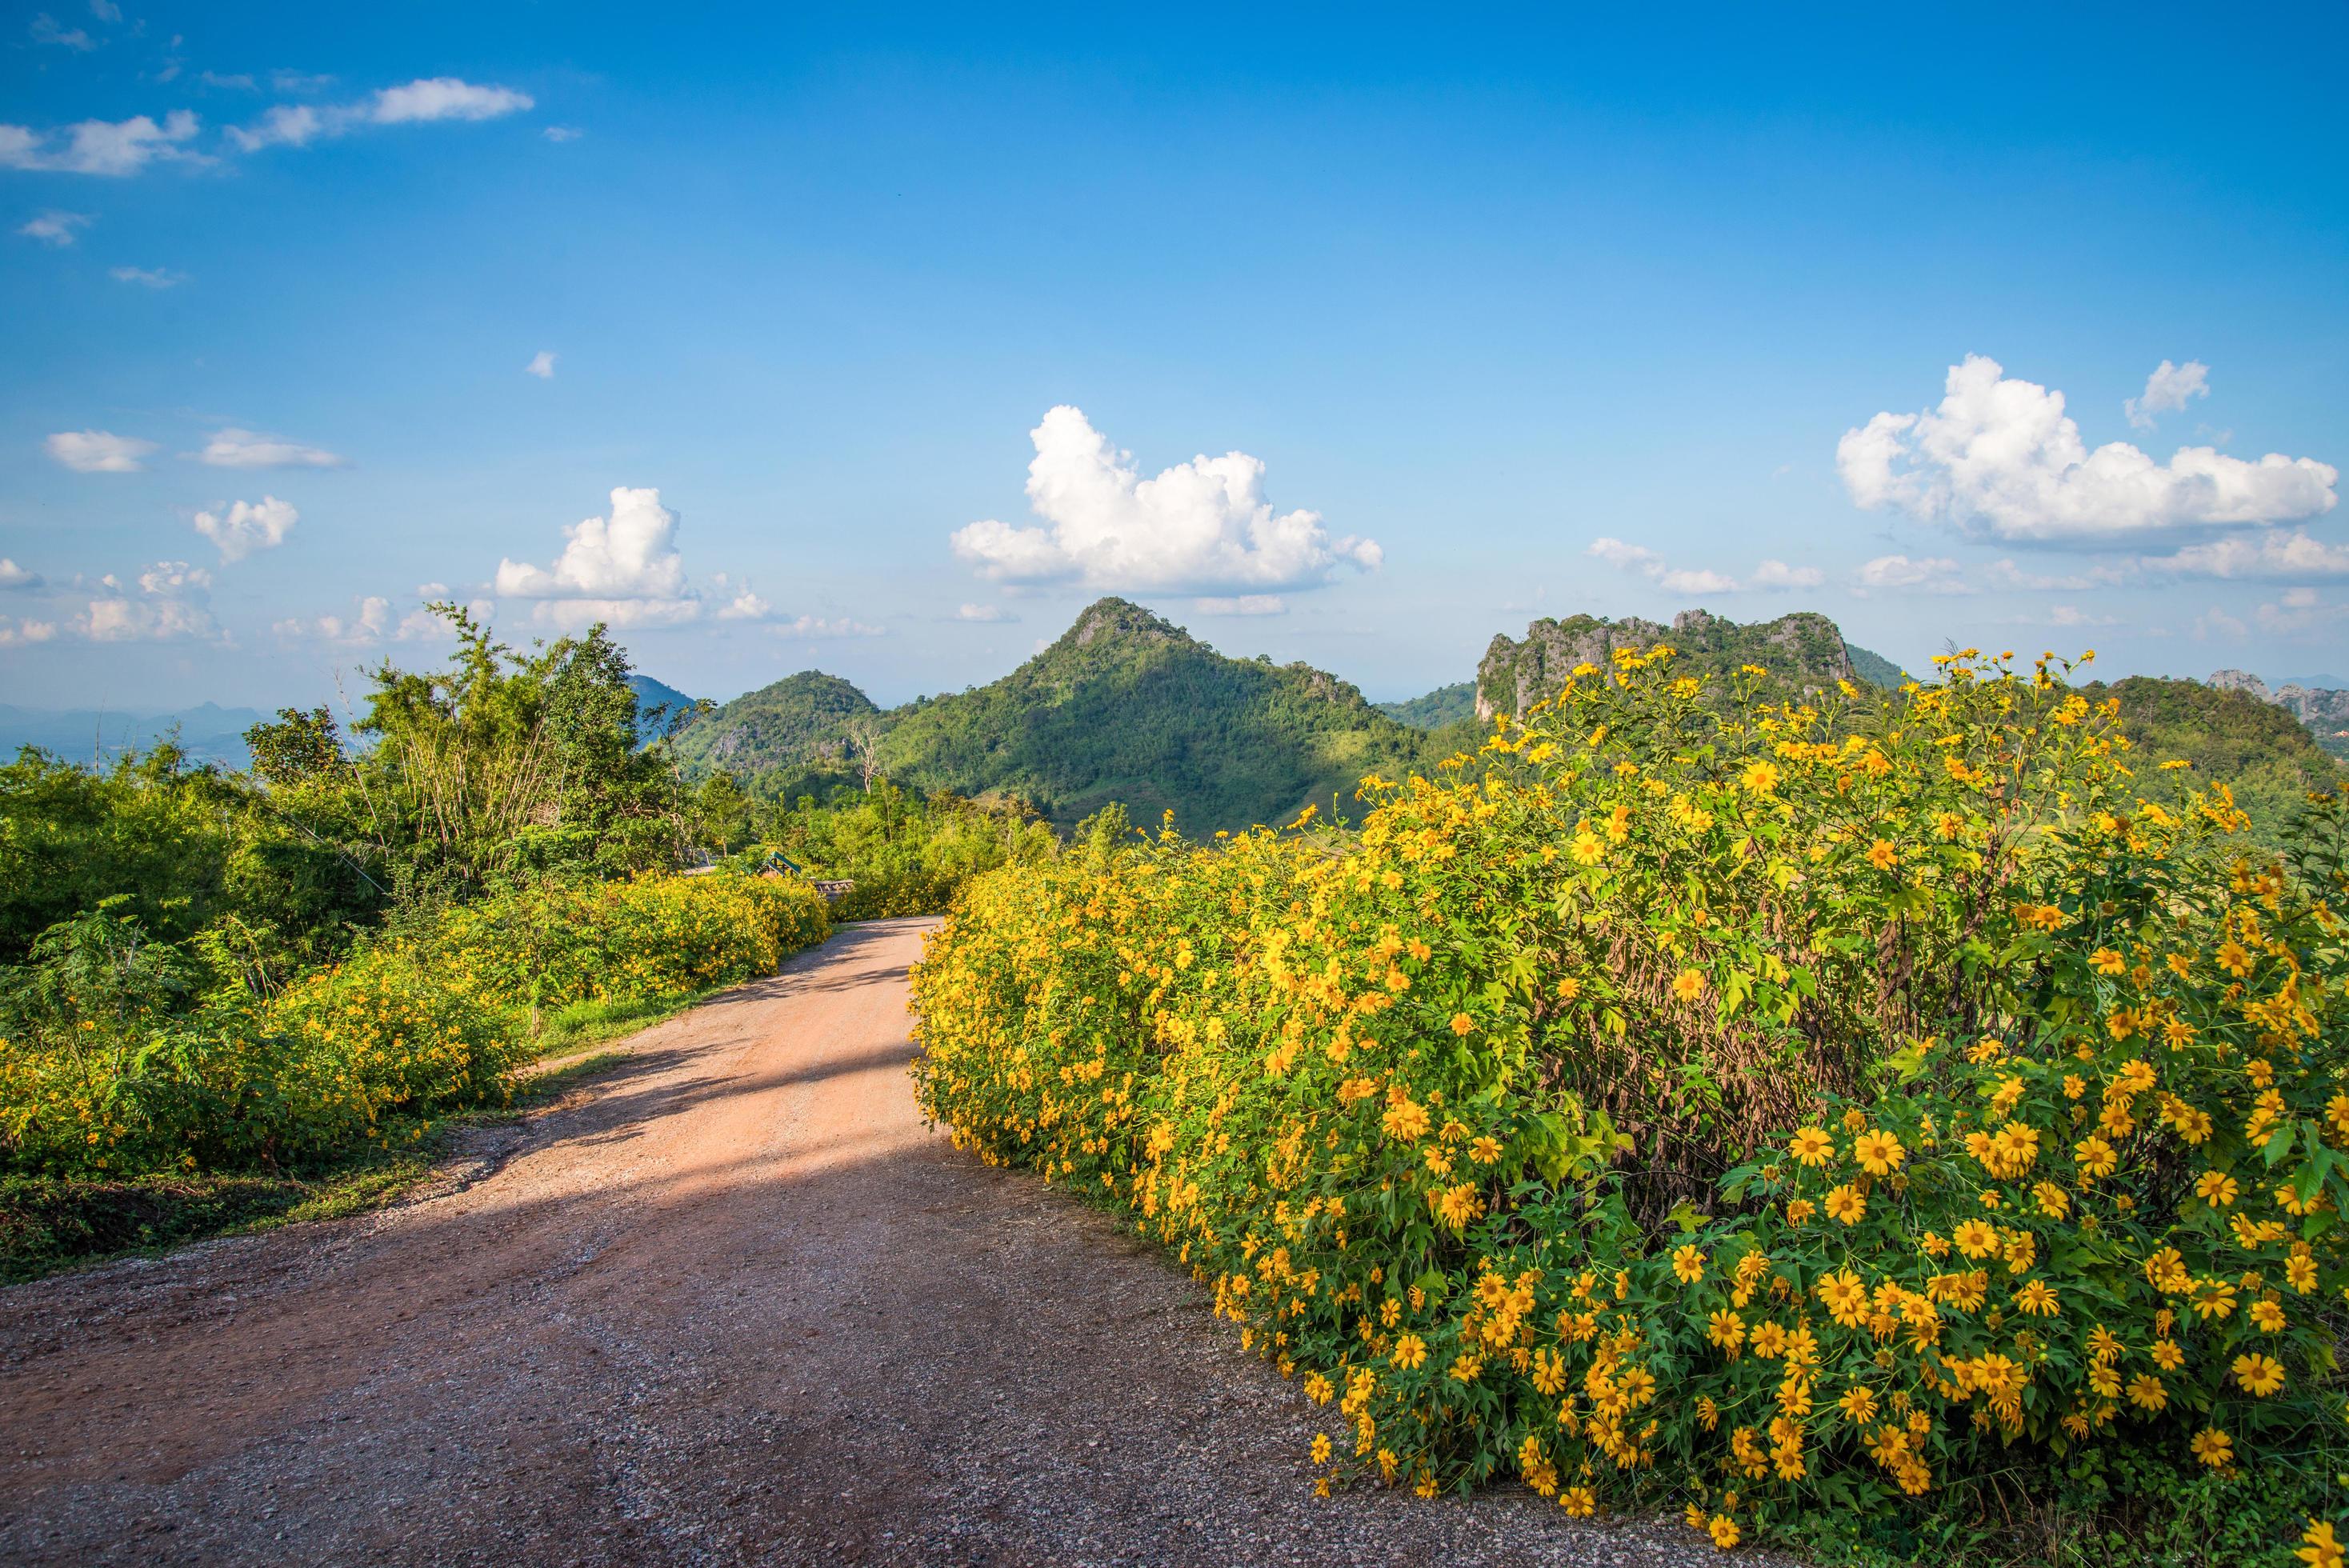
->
left=2232, top=1352, right=2287, bottom=1397
left=2189, top=1428, right=2233, bottom=1469
left=1787, top=1126, right=1835, bottom=1166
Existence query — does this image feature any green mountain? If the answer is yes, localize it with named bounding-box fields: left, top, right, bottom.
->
left=874, top=598, right=1430, bottom=830
left=1845, top=642, right=1909, bottom=690
left=1476, top=609, right=1864, bottom=718
left=670, top=670, right=878, bottom=784
left=2211, top=669, right=2349, bottom=764
left=625, top=674, right=701, bottom=743
left=1378, top=681, right=1478, bottom=729
left=2084, top=676, right=2344, bottom=839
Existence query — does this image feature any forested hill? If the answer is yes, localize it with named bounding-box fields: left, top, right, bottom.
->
left=1377, top=681, right=1477, bottom=729
left=2083, top=675, right=2344, bottom=840
left=668, top=670, right=878, bottom=783
left=875, top=598, right=1433, bottom=831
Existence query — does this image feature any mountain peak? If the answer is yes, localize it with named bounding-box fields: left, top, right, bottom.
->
left=1056, top=597, right=1192, bottom=653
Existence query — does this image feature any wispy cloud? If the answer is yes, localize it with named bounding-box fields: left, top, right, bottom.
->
left=525, top=350, right=557, bottom=378
left=110, top=264, right=186, bottom=288
left=46, top=429, right=157, bottom=473
left=2124, top=358, right=2209, bottom=430
left=29, top=12, right=97, bottom=50
left=1585, top=537, right=1818, bottom=596
left=192, top=427, right=346, bottom=469
left=18, top=210, right=91, bottom=246
left=1851, top=554, right=1971, bottom=596
left=227, top=77, right=534, bottom=152
left=0, top=111, right=205, bottom=176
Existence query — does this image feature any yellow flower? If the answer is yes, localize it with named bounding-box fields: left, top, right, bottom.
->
left=1788, top=1126, right=1835, bottom=1167
left=1866, top=839, right=1899, bottom=871
left=2300, top=1521, right=2346, bottom=1568
left=2125, top=1373, right=2167, bottom=1413
left=2195, top=1169, right=2239, bottom=1206
left=1823, top=1184, right=1867, bottom=1225
left=2189, top=1428, right=2233, bottom=1469
left=1672, top=1244, right=1707, bottom=1285
left=1392, top=1334, right=1427, bottom=1370
left=2012, top=1279, right=2059, bottom=1317
left=1311, top=1432, right=1332, bottom=1464
left=1951, top=1219, right=1999, bottom=1259
left=1448, top=1012, right=1476, bottom=1037
left=1851, top=1130, right=1905, bottom=1175
left=1672, top=969, right=1707, bottom=1002
left=2232, top=1352, right=2286, bottom=1397
left=1708, top=1514, right=1741, bottom=1550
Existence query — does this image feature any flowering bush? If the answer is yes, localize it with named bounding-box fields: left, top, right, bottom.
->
left=910, top=650, right=2349, bottom=1555
left=0, top=870, right=830, bottom=1178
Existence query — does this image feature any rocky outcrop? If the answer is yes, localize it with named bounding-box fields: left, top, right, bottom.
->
left=2211, top=670, right=2349, bottom=747
left=1475, top=609, right=1859, bottom=721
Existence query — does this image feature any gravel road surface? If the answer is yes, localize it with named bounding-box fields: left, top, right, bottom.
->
left=0, top=918, right=1761, bottom=1566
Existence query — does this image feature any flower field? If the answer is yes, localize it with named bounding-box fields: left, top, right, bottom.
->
left=0, top=870, right=830, bottom=1179
left=909, top=650, right=2349, bottom=1561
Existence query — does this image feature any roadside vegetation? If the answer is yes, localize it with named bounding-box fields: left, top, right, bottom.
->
left=0, top=612, right=830, bottom=1278
left=910, top=648, right=2349, bottom=1565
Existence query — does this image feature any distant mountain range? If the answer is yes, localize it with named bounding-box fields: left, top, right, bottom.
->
left=0, top=702, right=270, bottom=768
left=13, top=606, right=2336, bottom=842
left=663, top=603, right=1918, bottom=831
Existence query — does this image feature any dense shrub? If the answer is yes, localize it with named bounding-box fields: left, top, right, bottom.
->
left=0, top=870, right=829, bottom=1178
left=910, top=650, right=2349, bottom=1558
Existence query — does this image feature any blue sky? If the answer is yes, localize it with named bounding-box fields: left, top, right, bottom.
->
left=4, top=2, right=2346, bottom=712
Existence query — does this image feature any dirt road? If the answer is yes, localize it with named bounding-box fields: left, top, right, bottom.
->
left=0, top=918, right=1737, bottom=1566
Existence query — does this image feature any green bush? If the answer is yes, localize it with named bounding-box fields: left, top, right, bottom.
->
left=911, top=650, right=2349, bottom=1559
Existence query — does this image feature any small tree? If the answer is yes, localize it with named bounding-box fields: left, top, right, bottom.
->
left=843, top=714, right=885, bottom=793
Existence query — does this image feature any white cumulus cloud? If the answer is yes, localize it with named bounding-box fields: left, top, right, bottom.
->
left=2125, top=358, right=2210, bottom=430
left=0, top=111, right=203, bottom=175
left=194, top=495, right=297, bottom=562
left=18, top=210, right=91, bottom=246
left=1838, top=354, right=2336, bottom=543
left=46, top=429, right=156, bottom=472
left=951, top=406, right=1381, bottom=595
left=77, top=559, right=218, bottom=642
left=0, top=558, right=43, bottom=590
left=193, top=427, right=346, bottom=468
left=717, top=588, right=771, bottom=621
left=956, top=603, right=1014, bottom=623
left=525, top=350, right=557, bottom=378
left=0, top=617, right=59, bottom=646
left=495, top=486, right=701, bottom=628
